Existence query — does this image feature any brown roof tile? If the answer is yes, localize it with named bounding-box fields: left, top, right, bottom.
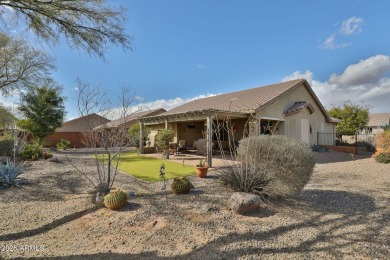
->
left=99, top=108, right=166, bottom=128
left=159, top=79, right=306, bottom=115
left=367, top=113, right=390, bottom=127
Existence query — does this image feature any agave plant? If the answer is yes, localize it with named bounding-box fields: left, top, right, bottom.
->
left=0, top=158, right=26, bottom=188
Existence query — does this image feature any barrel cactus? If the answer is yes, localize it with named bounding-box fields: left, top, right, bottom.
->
left=171, top=177, right=194, bottom=194
left=104, top=189, right=128, bottom=210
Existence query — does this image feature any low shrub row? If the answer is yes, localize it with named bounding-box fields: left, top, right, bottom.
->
left=2, top=138, right=69, bottom=160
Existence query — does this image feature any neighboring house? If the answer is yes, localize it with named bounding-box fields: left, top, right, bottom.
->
left=93, top=108, right=166, bottom=150
left=363, top=113, right=390, bottom=134
left=45, top=113, right=110, bottom=147
left=94, top=108, right=166, bottom=131
left=140, top=79, right=339, bottom=166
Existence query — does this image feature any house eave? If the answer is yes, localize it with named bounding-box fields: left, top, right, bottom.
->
left=327, top=117, right=341, bottom=123
left=140, top=109, right=251, bottom=124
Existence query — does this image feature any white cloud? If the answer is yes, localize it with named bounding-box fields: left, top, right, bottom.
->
left=320, top=34, right=350, bottom=50
left=320, top=16, right=363, bottom=50
left=340, top=16, right=364, bottom=35
left=138, top=93, right=217, bottom=111
left=282, top=70, right=313, bottom=85
left=329, top=54, right=390, bottom=87
left=134, top=96, right=145, bottom=101
left=283, top=54, right=390, bottom=113
left=195, top=64, right=207, bottom=70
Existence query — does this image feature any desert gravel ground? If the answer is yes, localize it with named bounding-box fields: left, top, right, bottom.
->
left=0, top=149, right=389, bottom=259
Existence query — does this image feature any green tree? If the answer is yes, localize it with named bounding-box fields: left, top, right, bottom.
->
left=0, top=32, right=55, bottom=95
left=0, top=102, right=16, bottom=130
left=328, top=101, right=369, bottom=137
left=17, top=81, right=65, bottom=143
left=155, top=129, right=174, bottom=159
left=128, top=124, right=151, bottom=147
left=0, top=0, right=131, bottom=58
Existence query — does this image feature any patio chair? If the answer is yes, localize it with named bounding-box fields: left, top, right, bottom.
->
left=176, top=139, right=187, bottom=154
left=186, top=140, right=197, bottom=153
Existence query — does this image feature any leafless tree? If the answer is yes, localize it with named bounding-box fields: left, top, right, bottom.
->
left=71, top=79, right=136, bottom=195
left=0, top=0, right=132, bottom=59
left=0, top=32, right=55, bottom=95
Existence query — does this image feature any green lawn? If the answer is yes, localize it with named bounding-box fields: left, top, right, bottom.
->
left=116, top=152, right=196, bottom=182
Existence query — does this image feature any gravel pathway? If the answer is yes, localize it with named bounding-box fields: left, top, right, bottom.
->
left=0, top=150, right=389, bottom=259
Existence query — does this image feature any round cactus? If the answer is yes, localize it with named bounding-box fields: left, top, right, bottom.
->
left=171, top=177, right=194, bottom=194
left=104, top=189, right=128, bottom=210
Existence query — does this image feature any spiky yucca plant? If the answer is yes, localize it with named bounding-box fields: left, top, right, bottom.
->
left=0, top=158, right=25, bottom=188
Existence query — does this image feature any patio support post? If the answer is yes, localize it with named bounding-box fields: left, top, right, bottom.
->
left=165, top=119, right=168, bottom=129
left=139, top=122, right=144, bottom=154
left=206, top=115, right=213, bottom=167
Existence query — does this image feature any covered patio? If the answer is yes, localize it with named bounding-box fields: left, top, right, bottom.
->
left=139, top=110, right=283, bottom=167
left=137, top=79, right=338, bottom=166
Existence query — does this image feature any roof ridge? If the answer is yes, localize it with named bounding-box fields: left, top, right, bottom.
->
left=153, top=78, right=308, bottom=117
left=188, top=78, right=305, bottom=104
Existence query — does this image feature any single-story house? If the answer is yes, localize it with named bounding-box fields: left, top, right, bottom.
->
left=94, top=108, right=166, bottom=131
left=362, top=113, right=390, bottom=134
left=45, top=113, right=110, bottom=147
left=139, top=79, right=339, bottom=166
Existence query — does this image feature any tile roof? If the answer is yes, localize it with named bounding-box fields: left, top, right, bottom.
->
left=159, top=79, right=306, bottom=116
left=98, top=108, right=166, bottom=128
left=57, top=113, right=110, bottom=131
left=367, top=113, right=390, bottom=127
left=283, top=101, right=315, bottom=116
left=62, top=113, right=109, bottom=125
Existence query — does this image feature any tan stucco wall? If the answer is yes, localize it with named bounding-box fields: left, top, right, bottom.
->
left=146, top=123, right=165, bottom=147
left=257, top=83, right=335, bottom=145
left=177, top=121, right=204, bottom=148
left=175, top=118, right=248, bottom=148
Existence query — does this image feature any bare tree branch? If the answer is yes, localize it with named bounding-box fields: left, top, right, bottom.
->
left=71, top=80, right=136, bottom=195
left=0, top=32, right=55, bottom=95
left=0, top=0, right=132, bottom=59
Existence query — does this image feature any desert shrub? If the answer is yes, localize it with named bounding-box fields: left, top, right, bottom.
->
left=374, top=153, right=390, bottom=164
left=56, top=139, right=70, bottom=150
left=375, top=130, right=390, bottom=151
left=0, top=138, right=14, bottom=156
left=236, top=135, right=316, bottom=198
left=128, top=124, right=151, bottom=147
left=43, top=151, right=53, bottom=159
left=155, top=129, right=174, bottom=159
left=155, top=129, right=174, bottom=150
left=20, top=142, right=43, bottom=160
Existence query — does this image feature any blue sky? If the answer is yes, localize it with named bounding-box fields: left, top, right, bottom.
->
left=2, top=0, right=390, bottom=119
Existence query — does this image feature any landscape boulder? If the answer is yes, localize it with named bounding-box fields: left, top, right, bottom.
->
left=228, top=192, right=262, bottom=215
